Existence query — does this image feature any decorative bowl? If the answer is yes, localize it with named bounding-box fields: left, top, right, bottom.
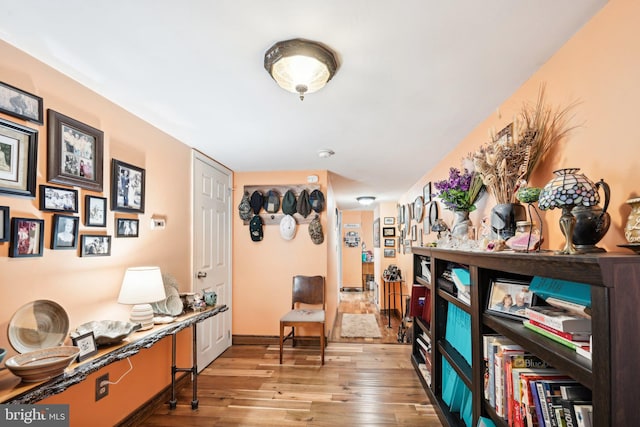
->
left=8, top=300, right=70, bottom=354
left=71, top=320, right=141, bottom=346
left=0, top=348, right=6, bottom=364
left=4, top=346, right=80, bottom=383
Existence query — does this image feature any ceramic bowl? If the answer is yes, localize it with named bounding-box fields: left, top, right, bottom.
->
left=0, top=348, right=6, bottom=364
left=8, top=300, right=70, bottom=354
left=72, top=320, right=141, bottom=346
left=4, top=346, right=79, bottom=383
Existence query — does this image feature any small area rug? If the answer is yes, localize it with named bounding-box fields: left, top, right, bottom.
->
left=340, top=313, right=382, bottom=338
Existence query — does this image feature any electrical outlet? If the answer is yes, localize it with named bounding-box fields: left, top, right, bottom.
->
left=96, top=374, right=109, bottom=401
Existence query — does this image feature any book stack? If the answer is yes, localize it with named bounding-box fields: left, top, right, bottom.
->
left=441, top=357, right=472, bottom=427
left=409, top=284, right=431, bottom=326
left=483, top=333, right=593, bottom=427
left=415, top=331, right=432, bottom=386
left=445, top=302, right=471, bottom=364
left=526, top=276, right=592, bottom=360
left=451, top=267, right=471, bottom=304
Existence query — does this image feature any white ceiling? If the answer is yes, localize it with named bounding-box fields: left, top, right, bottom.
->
left=0, top=1, right=606, bottom=210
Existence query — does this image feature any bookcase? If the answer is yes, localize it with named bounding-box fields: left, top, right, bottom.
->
left=410, top=246, right=640, bottom=427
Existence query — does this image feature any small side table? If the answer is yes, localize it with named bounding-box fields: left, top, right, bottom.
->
left=383, top=279, right=404, bottom=329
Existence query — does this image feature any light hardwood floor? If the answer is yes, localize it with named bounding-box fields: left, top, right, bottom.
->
left=138, top=291, right=442, bottom=426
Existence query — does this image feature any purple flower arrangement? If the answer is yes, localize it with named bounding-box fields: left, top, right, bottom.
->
left=433, top=167, right=485, bottom=212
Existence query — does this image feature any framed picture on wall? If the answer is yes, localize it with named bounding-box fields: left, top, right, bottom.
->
left=111, top=159, right=145, bottom=213
left=9, top=217, right=44, bottom=258
left=383, top=227, right=395, bottom=237
left=423, top=182, right=432, bottom=203
left=384, top=248, right=396, bottom=258
left=47, top=109, right=104, bottom=191
left=39, top=185, right=78, bottom=213
left=85, top=195, right=107, bottom=227
left=116, top=218, right=139, bottom=238
left=0, top=117, right=38, bottom=198
left=373, top=218, right=380, bottom=248
left=80, top=235, right=111, bottom=257
left=384, top=238, right=395, bottom=247
left=0, top=206, right=9, bottom=242
left=0, top=81, right=43, bottom=124
left=51, top=214, right=79, bottom=250
left=383, top=217, right=395, bottom=225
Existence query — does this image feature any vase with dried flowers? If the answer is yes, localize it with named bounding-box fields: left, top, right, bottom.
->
left=433, top=167, right=485, bottom=238
left=471, top=84, right=578, bottom=239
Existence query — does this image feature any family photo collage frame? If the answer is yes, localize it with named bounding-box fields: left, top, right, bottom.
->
left=0, top=81, right=146, bottom=258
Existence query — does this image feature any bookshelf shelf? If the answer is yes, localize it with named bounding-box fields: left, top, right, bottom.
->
left=411, top=246, right=640, bottom=427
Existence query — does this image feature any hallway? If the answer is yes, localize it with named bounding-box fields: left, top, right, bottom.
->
left=330, top=289, right=411, bottom=345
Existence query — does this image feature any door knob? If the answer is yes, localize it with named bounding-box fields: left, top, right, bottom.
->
left=197, top=271, right=207, bottom=278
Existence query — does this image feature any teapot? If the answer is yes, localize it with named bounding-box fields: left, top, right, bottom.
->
left=571, top=177, right=610, bottom=252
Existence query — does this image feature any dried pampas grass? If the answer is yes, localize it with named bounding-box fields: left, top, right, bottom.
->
left=471, top=84, right=578, bottom=204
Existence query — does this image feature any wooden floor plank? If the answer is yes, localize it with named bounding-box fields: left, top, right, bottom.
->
left=137, top=291, right=442, bottom=427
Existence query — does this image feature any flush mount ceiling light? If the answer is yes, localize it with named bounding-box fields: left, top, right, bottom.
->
left=264, top=38, right=338, bottom=101
left=317, top=148, right=335, bottom=159
left=357, top=196, right=376, bottom=206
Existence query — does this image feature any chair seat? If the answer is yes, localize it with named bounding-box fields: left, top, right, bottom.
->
left=280, top=309, right=325, bottom=323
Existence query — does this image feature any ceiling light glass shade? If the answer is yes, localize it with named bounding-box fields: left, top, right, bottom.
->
left=118, top=266, right=166, bottom=330
left=357, top=196, right=376, bottom=206
left=264, top=38, right=338, bottom=100
left=538, top=168, right=600, bottom=255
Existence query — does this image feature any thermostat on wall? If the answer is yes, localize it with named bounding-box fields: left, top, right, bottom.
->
left=150, top=218, right=166, bottom=230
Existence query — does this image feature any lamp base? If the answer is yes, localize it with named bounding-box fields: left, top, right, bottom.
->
left=556, top=207, right=581, bottom=255
left=129, top=303, right=155, bottom=331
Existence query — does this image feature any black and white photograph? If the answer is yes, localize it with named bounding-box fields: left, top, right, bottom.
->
left=487, top=279, right=535, bottom=320
left=39, top=184, right=78, bottom=213
left=382, top=226, right=396, bottom=237
left=71, top=331, right=98, bottom=362
left=383, top=217, right=395, bottom=225
left=9, top=217, right=44, bottom=258
left=0, top=206, right=9, bottom=242
left=47, top=110, right=104, bottom=191
left=80, top=235, right=111, bottom=257
left=384, top=238, right=395, bottom=247
left=116, top=218, right=139, bottom=238
left=383, top=248, right=396, bottom=258
left=0, top=81, right=43, bottom=124
left=111, top=159, right=145, bottom=213
left=85, top=195, right=107, bottom=227
left=51, top=214, right=79, bottom=249
left=0, top=117, right=38, bottom=198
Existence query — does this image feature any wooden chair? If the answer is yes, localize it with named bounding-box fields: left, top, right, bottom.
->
left=279, top=275, right=326, bottom=365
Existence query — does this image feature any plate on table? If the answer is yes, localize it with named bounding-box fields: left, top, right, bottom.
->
left=166, top=295, right=184, bottom=316
left=8, top=300, right=70, bottom=354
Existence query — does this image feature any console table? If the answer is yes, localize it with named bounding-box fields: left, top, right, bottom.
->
left=0, top=305, right=228, bottom=406
left=383, top=279, right=404, bottom=328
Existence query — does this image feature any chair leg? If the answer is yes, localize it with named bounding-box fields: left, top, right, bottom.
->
left=321, top=323, right=325, bottom=365
left=279, top=322, right=284, bottom=364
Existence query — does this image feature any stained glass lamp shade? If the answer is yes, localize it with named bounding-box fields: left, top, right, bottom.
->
left=538, top=168, right=600, bottom=254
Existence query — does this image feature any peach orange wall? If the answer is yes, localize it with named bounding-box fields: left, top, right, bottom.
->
left=0, top=41, right=194, bottom=423
left=399, top=0, right=639, bottom=260
left=231, top=171, right=335, bottom=335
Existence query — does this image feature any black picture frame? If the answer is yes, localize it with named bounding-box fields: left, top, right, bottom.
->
left=384, top=238, right=395, bottom=247
left=85, top=195, right=107, bottom=227
left=9, top=217, right=44, bottom=257
left=382, top=227, right=396, bottom=237
left=39, top=184, right=79, bottom=213
left=71, top=331, right=98, bottom=362
left=0, top=206, right=9, bottom=242
left=111, top=159, right=145, bottom=213
left=116, top=218, right=139, bottom=238
left=486, top=278, right=537, bottom=321
left=80, top=235, right=111, bottom=257
left=0, top=117, right=38, bottom=198
left=383, top=248, right=396, bottom=258
left=47, top=110, right=104, bottom=191
left=51, top=214, right=79, bottom=250
left=0, top=81, right=43, bottom=124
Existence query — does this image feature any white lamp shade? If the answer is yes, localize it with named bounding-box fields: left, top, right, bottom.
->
left=118, top=266, right=166, bottom=305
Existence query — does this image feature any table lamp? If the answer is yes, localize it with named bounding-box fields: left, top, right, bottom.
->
left=538, top=168, right=600, bottom=255
left=118, top=266, right=166, bottom=330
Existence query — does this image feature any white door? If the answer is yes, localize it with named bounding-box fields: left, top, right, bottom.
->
left=193, top=151, right=232, bottom=371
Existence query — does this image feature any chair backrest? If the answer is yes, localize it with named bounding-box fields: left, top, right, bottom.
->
left=292, top=275, right=325, bottom=309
